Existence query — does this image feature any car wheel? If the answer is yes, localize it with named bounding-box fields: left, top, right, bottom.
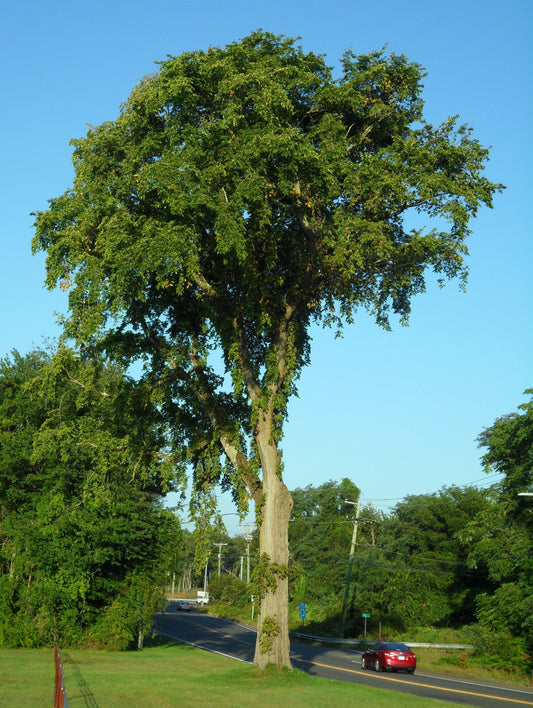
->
left=374, top=659, right=381, bottom=672
left=408, top=668, right=415, bottom=674
left=361, top=656, right=366, bottom=670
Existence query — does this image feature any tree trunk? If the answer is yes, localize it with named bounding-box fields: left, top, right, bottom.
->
left=253, top=422, right=293, bottom=669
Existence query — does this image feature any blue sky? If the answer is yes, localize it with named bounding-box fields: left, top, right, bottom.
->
left=1, top=0, right=531, bottom=530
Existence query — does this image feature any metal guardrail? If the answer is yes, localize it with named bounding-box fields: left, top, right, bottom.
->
left=398, top=642, right=474, bottom=649
left=54, top=643, right=69, bottom=708
left=291, top=633, right=473, bottom=650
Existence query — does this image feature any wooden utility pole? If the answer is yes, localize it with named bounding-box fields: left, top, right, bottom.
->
left=340, top=499, right=361, bottom=638
left=213, top=542, right=228, bottom=576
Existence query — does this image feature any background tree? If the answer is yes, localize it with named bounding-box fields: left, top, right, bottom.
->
left=461, top=390, right=533, bottom=669
left=289, top=479, right=361, bottom=602
left=0, top=347, right=182, bottom=648
left=32, top=31, right=501, bottom=667
left=288, top=482, right=491, bottom=637
left=353, top=486, right=493, bottom=632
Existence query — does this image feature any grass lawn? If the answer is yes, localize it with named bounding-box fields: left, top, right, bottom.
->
left=0, top=637, right=465, bottom=707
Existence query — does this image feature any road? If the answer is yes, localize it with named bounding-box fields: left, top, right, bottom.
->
left=155, top=609, right=533, bottom=708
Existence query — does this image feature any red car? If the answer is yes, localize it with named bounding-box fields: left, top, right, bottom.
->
left=361, top=641, right=416, bottom=674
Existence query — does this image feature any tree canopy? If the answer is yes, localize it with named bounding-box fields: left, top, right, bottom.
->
left=289, top=479, right=362, bottom=599
left=32, top=31, right=501, bottom=667
left=478, top=389, right=533, bottom=511
left=366, top=486, right=493, bottom=629
left=461, top=391, right=533, bottom=660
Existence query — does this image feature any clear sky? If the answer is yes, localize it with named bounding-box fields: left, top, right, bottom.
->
left=1, top=0, right=531, bottom=531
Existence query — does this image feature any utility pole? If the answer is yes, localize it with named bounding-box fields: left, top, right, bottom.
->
left=341, top=498, right=361, bottom=638
left=240, top=524, right=255, bottom=584
left=245, top=533, right=253, bottom=583
left=213, top=542, right=228, bottom=577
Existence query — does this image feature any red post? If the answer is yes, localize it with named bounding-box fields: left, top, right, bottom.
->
left=54, top=643, right=66, bottom=708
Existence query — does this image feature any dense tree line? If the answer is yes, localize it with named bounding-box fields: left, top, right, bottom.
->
left=342, top=486, right=493, bottom=630
left=462, top=390, right=533, bottom=668
left=284, top=392, right=532, bottom=674
left=287, top=480, right=486, bottom=628
left=0, top=347, right=183, bottom=649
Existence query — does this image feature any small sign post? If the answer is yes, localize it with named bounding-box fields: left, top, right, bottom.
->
left=362, top=613, right=370, bottom=639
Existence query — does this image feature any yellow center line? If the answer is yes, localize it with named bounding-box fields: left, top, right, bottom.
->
left=292, top=658, right=533, bottom=706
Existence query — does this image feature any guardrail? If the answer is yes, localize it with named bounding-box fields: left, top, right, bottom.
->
left=54, top=643, right=69, bottom=708
left=291, top=633, right=473, bottom=650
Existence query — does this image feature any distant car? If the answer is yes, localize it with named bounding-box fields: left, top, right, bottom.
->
left=361, top=641, right=416, bottom=674
left=177, top=601, right=191, bottom=612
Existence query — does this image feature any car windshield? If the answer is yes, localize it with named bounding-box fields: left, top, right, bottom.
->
left=383, top=642, right=410, bottom=652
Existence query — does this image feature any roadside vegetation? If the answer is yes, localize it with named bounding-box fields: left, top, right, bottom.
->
left=0, top=347, right=183, bottom=651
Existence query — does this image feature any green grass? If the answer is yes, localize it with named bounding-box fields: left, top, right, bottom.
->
left=0, top=637, right=466, bottom=707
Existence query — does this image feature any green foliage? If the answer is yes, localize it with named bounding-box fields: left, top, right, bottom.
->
left=32, top=31, right=501, bottom=501
left=289, top=481, right=492, bottom=631
left=251, top=554, right=288, bottom=600
left=395, top=625, right=470, bottom=645
left=289, top=596, right=343, bottom=636
left=341, top=486, right=492, bottom=634
left=461, top=390, right=533, bottom=666
left=0, top=347, right=183, bottom=649
left=208, top=574, right=248, bottom=604
left=462, top=625, right=530, bottom=674
left=477, top=389, right=533, bottom=519
left=289, top=479, right=363, bottom=600
left=287, top=481, right=497, bottom=640
left=87, top=568, right=167, bottom=650
left=258, top=616, right=281, bottom=654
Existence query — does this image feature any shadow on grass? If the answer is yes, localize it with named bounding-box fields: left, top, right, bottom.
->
left=62, top=652, right=100, bottom=708
left=136, top=634, right=178, bottom=650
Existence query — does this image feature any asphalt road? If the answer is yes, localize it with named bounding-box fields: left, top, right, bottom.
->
left=155, top=609, right=533, bottom=708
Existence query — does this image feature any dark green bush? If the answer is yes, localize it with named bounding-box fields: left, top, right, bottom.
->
left=463, top=625, right=530, bottom=673
left=208, top=575, right=248, bottom=604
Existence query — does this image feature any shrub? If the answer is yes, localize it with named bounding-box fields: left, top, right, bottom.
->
left=463, top=625, right=529, bottom=674
left=208, top=575, right=248, bottom=605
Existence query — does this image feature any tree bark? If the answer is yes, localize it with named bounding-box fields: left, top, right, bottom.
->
left=253, top=420, right=293, bottom=669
